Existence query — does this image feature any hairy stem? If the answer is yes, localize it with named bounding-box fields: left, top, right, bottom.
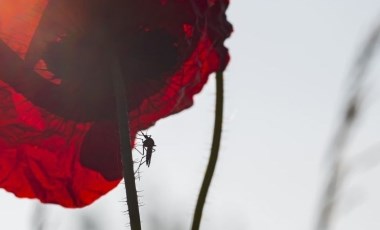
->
left=191, top=72, right=224, bottom=230
left=112, top=57, right=142, bottom=230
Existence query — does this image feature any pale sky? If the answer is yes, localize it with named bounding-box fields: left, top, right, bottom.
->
left=2, top=1, right=380, bottom=230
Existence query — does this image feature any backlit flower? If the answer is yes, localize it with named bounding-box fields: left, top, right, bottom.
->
left=0, top=0, right=231, bottom=207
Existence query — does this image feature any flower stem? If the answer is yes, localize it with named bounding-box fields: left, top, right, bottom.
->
left=191, top=72, right=224, bottom=230
left=111, top=57, right=142, bottom=230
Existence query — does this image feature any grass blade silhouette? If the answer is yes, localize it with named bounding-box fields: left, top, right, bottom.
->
left=315, top=21, right=380, bottom=230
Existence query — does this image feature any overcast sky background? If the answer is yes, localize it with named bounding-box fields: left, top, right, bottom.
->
left=3, top=1, right=380, bottom=230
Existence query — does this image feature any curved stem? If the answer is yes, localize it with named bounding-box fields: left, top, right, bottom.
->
left=191, top=72, right=224, bottom=230
left=112, top=57, right=142, bottom=230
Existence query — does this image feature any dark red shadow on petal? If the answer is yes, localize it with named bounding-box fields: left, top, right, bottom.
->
left=4, top=0, right=201, bottom=122
left=80, top=122, right=123, bottom=181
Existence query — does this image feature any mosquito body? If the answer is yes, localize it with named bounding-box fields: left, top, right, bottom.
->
left=137, top=131, right=156, bottom=167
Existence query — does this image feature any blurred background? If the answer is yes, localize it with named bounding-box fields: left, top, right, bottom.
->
left=3, top=1, right=380, bottom=229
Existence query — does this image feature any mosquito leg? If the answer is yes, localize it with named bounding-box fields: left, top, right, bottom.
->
left=134, top=157, right=146, bottom=176
left=134, top=148, right=144, bottom=156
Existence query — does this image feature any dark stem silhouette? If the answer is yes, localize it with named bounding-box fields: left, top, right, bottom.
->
left=191, top=72, right=224, bottom=230
left=112, top=57, right=142, bottom=230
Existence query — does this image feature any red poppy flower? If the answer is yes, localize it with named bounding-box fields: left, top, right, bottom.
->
left=0, top=0, right=231, bottom=207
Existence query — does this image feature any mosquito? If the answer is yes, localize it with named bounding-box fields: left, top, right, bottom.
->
left=136, top=131, right=156, bottom=167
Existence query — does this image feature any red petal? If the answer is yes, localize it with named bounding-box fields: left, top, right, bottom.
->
left=0, top=82, right=120, bottom=207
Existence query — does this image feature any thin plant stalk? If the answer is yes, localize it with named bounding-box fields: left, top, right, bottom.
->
left=111, top=57, right=142, bottom=230
left=191, top=72, right=224, bottom=230
left=315, top=22, right=380, bottom=230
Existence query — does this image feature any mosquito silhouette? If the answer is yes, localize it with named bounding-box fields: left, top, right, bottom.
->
left=135, top=131, right=156, bottom=168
